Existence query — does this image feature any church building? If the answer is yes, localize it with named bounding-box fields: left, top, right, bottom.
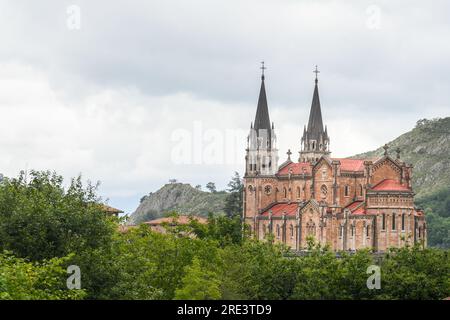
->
left=243, top=65, right=426, bottom=251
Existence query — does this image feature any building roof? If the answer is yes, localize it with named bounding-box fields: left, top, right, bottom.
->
left=277, top=162, right=312, bottom=175
left=372, top=179, right=410, bottom=191
left=345, top=200, right=364, bottom=211
left=102, top=204, right=124, bottom=214
left=332, top=158, right=365, bottom=172
left=260, top=202, right=298, bottom=217
left=143, top=215, right=207, bottom=226
left=345, top=200, right=366, bottom=215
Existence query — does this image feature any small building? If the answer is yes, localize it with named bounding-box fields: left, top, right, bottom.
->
left=102, top=204, right=124, bottom=217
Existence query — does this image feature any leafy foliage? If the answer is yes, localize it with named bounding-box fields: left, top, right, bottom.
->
left=0, top=170, right=449, bottom=300
left=0, top=170, right=116, bottom=261
left=223, top=172, right=243, bottom=218
left=206, top=182, right=217, bottom=193
left=174, top=257, right=221, bottom=300
left=0, top=251, right=85, bottom=300
left=189, top=213, right=246, bottom=247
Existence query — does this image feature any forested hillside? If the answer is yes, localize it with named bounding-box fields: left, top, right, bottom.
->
left=353, top=117, right=450, bottom=247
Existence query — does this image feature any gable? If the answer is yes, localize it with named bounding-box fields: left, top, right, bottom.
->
left=299, top=199, right=320, bottom=215
left=371, top=157, right=402, bottom=186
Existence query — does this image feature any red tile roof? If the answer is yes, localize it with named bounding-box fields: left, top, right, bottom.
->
left=333, top=158, right=365, bottom=171
left=352, top=207, right=366, bottom=215
left=345, top=200, right=366, bottom=215
left=277, top=162, right=311, bottom=175
left=372, top=179, right=410, bottom=191
left=346, top=200, right=364, bottom=211
left=260, top=202, right=299, bottom=217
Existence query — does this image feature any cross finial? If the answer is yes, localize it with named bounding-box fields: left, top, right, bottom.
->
left=313, top=65, right=320, bottom=83
left=287, top=149, right=292, bottom=160
left=260, top=61, right=266, bottom=80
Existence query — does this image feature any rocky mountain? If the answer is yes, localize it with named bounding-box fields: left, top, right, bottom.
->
left=128, top=183, right=227, bottom=225
left=352, top=117, right=450, bottom=200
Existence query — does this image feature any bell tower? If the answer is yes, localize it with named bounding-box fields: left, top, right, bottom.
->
left=245, top=62, right=278, bottom=176
left=299, top=66, right=330, bottom=163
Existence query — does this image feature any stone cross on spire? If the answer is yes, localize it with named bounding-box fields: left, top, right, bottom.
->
left=313, top=65, right=320, bottom=83
left=287, top=149, right=292, bottom=160
left=260, top=61, right=266, bottom=80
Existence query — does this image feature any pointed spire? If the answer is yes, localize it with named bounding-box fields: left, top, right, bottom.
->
left=254, top=62, right=271, bottom=133
left=306, top=66, right=324, bottom=139
left=299, top=65, right=330, bottom=162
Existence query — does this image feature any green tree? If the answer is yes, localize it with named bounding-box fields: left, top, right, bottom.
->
left=223, top=172, right=243, bottom=217
left=206, top=182, right=217, bottom=193
left=0, top=170, right=116, bottom=261
left=219, top=240, right=295, bottom=299
left=378, top=245, right=450, bottom=299
left=174, top=257, right=221, bottom=300
left=76, top=224, right=221, bottom=300
left=0, top=251, right=85, bottom=300
left=189, top=213, right=247, bottom=247
left=426, top=211, right=450, bottom=248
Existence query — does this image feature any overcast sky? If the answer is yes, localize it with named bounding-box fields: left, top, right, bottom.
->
left=0, top=0, right=449, bottom=214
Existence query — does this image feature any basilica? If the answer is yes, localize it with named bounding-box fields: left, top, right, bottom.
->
left=243, top=66, right=426, bottom=251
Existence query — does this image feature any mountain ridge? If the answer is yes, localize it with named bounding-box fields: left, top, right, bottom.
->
left=128, top=182, right=227, bottom=225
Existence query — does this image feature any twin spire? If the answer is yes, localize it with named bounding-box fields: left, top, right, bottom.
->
left=251, top=63, right=330, bottom=165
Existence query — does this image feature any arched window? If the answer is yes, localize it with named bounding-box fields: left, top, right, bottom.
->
left=276, top=224, right=280, bottom=238
left=297, top=186, right=301, bottom=198
left=248, top=185, right=253, bottom=194
left=339, top=225, right=343, bottom=237
left=321, top=185, right=328, bottom=199
left=307, top=220, right=316, bottom=236
left=401, top=213, right=405, bottom=230
left=283, top=187, right=287, bottom=198
left=392, top=213, right=396, bottom=230
left=359, top=184, right=363, bottom=196
left=418, top=227, right=422, bottom=238
left=290, top=224, right=294, bottom=238
left=382, top=213, right=386, bottom=230
left=351, top=225, right=355, bottom=237
left=366, top=225, right=370, bottom=237
left=344, top=185, right=350, bottom=197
